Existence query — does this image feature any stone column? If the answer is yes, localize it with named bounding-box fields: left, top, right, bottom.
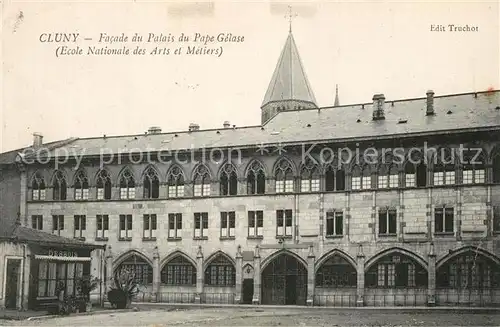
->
left=152, top=246, right=160, bottom=302
left=427, top=242, right=437, bottom=306
left=21, top=251, right=31, bottom=310
left=252, top=245, right=261, bottom=304
left=105, top=245, right=114, bottom=291
left=235, top=245, right=243, bottom=303
left=356, top=244, right=365, bottom=307
left=306, top=245, right=315, bottom=306
left=195, top=246, right=203, bottom=303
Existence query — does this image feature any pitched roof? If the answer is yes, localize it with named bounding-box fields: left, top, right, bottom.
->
left=30, top=90, right=500, bottom=159
left=0, top=138, right=78, bottom=165
left=0, top=220, right=104, bottom=249
left=261, top=32, right=317, bottom=107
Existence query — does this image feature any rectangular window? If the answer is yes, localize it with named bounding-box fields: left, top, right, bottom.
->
left=75, top=188, right=89, bottom=200
left=32, top=189, right=46, bottom=201
left=362, top=176, right=371, bottom=189
left=31, top=215, right=43, bottom=230
left=97, top=188, right=104, bottom=200
left=168, top=213, right=182, bottom=239
left=120, top=187, right=135, bottom=199
left=434, top=172, right=444, bottom=186
left=119, top=214, right=132, bottom=239
left=475, top=169, right=485, bottom=183
left=194, top=184, right=210, bottom=197
left=378, top=175, right=388, bottom=189
left=434, top=207, right=454, bottom=233
left=351, top=177, right=361, bottom=190
left=194, top=212, right=208, bottom=238
left=96, top=215, right=109, bottom=239
left=220, top=212, right=236, bottom=238
left=463, top=170, right=473, bottom=184
left=248, top=210, right=264, bottom=237
left=326, top=211, right=343, bottom=237
left=389, top=174, right=399, bottom=188
left=37, top=261, right=83, bottom=298
left=143, top=214, right=157, bottom=239
left=52, top=215, right=64, bottom=235
left=73, top=215, right=86, bottom=239
left=168, top=185, right=184, bottom=198
left=378, top=209, right=397, bottom=235
left=276, top=209, right=293, bottom=236
left=445, top=171, right=455, bottom=185
left=405, top=173, right=416, bottom=187
left=494, top=206, right=500, bottom=233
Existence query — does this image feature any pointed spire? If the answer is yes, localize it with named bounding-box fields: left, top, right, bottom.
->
left=261, top=32, right=317, bottom=108
left=334, top=84, right=340, bottom=106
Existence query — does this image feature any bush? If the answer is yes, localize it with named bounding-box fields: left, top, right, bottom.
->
left=107, top=270, right=140, bottom=309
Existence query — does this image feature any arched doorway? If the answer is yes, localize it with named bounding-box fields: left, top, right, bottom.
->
left=261, top=253, right=307, bottom=305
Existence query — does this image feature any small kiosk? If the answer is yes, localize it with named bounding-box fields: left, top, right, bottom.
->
left=0, top=220, right=105, bottom=310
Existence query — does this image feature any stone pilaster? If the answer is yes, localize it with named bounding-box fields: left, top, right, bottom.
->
left=306, top=245, right=315, bottom=306
left=427, top=242, right=437, bottom=306
left=195, top=246, right=203, bottom=303
left=235, top=245, right=243, bottom=303
left=105, top=245, right=114, bottom=291
left=152, top=246, right=160, bottom=302
left=252, top=245, right=261, bottom=304
left=18, top=165, right=27, bottom=226
left=356, top=244, right=365, bottom=307
left=266, top=177, right=275, bottom=194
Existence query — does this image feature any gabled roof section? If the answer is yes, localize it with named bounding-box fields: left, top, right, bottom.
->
left=261, top=32, right=317, bottom=107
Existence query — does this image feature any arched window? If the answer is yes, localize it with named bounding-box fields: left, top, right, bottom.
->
left=220, top=164, right=238, bottom=196
left=73, top=170, right=89, bottom=200
left=119, top=169, right=135, bottom=199
left=116, top=254, right=153, bottom=286
left=167, top=166, right=185, bottom=198
left=462, top=148, right=485, bottom=184
left=193, top=165, right=211, bottom=197
left=325, top=165, right=346, bottom=191
left=96, top=170, right=112, bottom=200
left=143, top=167, right=160, bottom=199
left=300, top=159, right=320, bottom=192
left=246, top=161, right=266, bottom=195
left=365, top=253, right=428, bottom=288
left=204, top=254, right=235, bottom=286
left=493, top=152, right=500, bottom=184
left=275, top=158, right=294, bottom=193
left=52, top=170, right=67, bottom=201
left=437, top=251, right=500, bottom=289
left=433, top=148, right=456, bottom=186
left=378, top=164, right=399, bottom=189
left=31, top=172, right=46, bottom=201
left=161, top=255, right=196, bottom=286
left=316, top=255, right=357, bottom=287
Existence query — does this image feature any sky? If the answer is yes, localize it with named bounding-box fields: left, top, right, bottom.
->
left=1, top=1, right=499, bottom=153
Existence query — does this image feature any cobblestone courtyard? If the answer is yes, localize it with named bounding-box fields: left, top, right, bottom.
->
left=1, top=307, right=500, bottom=326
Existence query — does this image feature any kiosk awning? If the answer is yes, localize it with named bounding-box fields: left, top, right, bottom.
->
left=34, top=255, right=92, bottom=262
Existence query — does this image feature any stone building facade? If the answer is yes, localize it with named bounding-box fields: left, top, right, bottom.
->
left=5, top=30, right=500, bottom=307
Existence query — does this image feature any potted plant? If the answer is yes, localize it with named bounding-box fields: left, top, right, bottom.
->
left=107, top=270, right=140, bottom=309
left=76, top=275, right=101, bottom=312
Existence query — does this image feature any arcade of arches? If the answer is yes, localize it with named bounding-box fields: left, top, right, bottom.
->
left=108, top=247, right=500, bottom=306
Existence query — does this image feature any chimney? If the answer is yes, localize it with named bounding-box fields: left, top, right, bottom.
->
left=188, top=123, right=200, bottom=132
left=33, top=133, right=43, bottom=148
left=372, top=94, right=386, bottom=120
left=147, top=126, right=162, bottom=134
left=426, top=90, right=435, bottom=116
left=223, top=121, right=230, bottom=129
